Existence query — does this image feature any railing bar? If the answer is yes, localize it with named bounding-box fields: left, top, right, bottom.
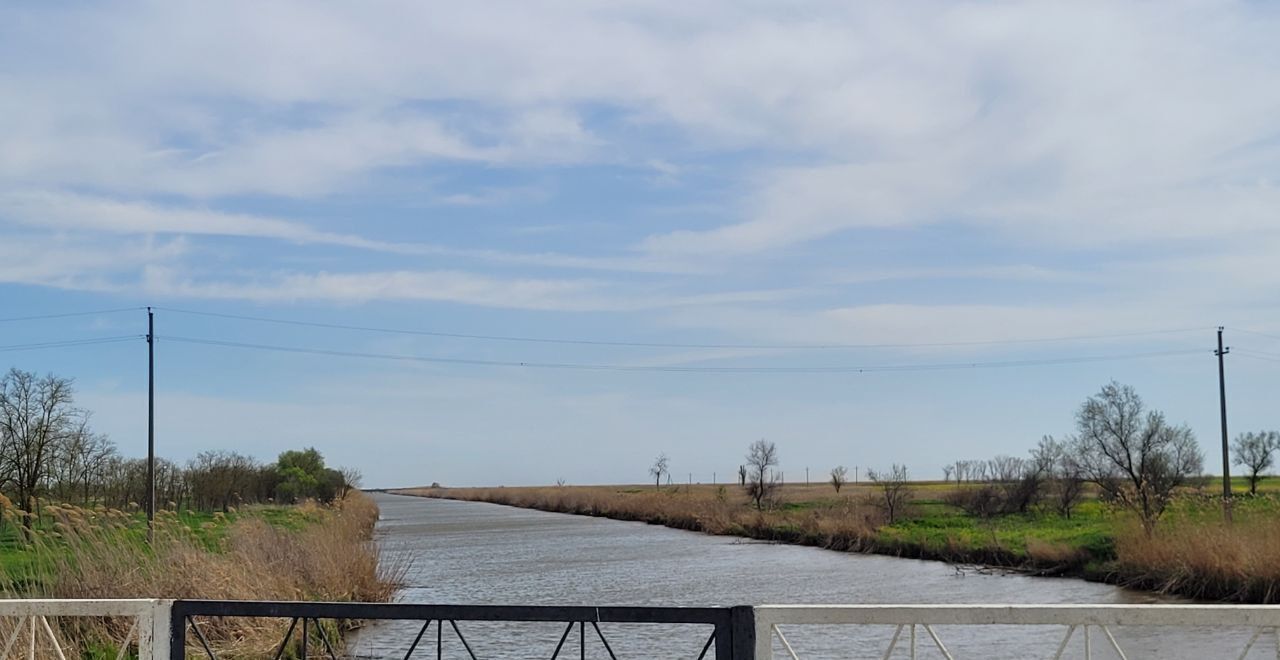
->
left=881, top=624, right=903, bottom=660
left=549, top=622, right=573, bottom=660
left=1100, top=625, right=1129, bottom=660
left=302, top=616, right=309, bottom=660
left=1084, top=625, right=1091, bottom=660
left=28, top=615, right=34, bottom=660
left=1273, top=626, right=1278, bottom=660
left=437, top=619, right=443, bottom=660
left=116, top=616, right=142, bottom=660
left=271, top=618, right=299, bottom=660
left=39, top=615, right=68, bottom=660
left=590, top=621, right=618, bottom=660
left=696, top=631, right=715, bottom=660
left=1235, top=627, right=1264, bottom=660
left=580, top=621, right=585, bottom=660
left=448, top=620, right=479, bottom=660
left=314, top=618, right=339, bottom=660
left=189, top=617, right=219, bottom=660
left=772, top=625, right=800, bottom=660
left=403, top=620, right=431, bottom=660
left=922, top=625, right=954, bottom=660
left=1051, top=625, right=1076, bottom=660
left=1, top=616, right=27, bottom=660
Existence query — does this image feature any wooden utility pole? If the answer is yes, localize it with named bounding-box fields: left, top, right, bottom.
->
left=146, top=307, right=156, bottom=542
left=1216, top=327, right=1231, bottom=522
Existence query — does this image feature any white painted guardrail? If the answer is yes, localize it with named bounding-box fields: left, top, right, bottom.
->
left=754, top=604, right=1280, bottom=660
left=0, top=599, right=169, bottom=660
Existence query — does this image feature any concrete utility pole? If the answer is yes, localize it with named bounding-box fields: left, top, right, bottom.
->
left=1217, top=327, right=1231, bottom=522
left=146, top=307, right=155, bottom=543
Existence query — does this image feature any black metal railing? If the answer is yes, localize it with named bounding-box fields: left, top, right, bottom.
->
left=169, top=600, right=755, bottom=659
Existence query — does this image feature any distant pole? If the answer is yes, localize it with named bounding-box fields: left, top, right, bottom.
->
left=713, top=471, right=716, bottom=484
left=1216, top=327, right=1231, bottom=522
left=854, top=466, right=858, bottom=483
left=805, top=467, right=809, bottom=485
left=146, top=307, right=156, bottom=542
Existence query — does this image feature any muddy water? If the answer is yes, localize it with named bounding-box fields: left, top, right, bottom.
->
left=350, top=493, right=1254, bottom=659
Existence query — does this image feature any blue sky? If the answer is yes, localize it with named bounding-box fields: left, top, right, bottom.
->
left=2, top=2, right=1279, bottom=487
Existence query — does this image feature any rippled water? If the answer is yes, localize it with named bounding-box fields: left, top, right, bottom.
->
left=349, top=493, right=1259, bottom=659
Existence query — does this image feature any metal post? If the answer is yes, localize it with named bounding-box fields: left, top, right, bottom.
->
left=729, top=606, right=755, bottom=660
left=1217, top=327, right=1231, bottom=522
left=146, top=307, right=155, bottom=542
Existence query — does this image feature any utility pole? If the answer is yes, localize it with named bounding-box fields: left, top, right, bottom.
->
left=805, top=467, right=809, bottom=485
left=1216, top=327, right=1231, bottom=522
left=146, top=307, right=155, bottom=542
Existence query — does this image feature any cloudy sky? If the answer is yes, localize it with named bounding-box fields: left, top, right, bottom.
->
left=3, top=2, right=1279, bottom=487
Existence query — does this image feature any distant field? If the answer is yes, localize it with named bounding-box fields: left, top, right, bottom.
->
left=395, top=476, right=1280, bottom=604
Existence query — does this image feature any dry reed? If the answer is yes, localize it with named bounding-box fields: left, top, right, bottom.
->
left=0, top=492, right=403, bottom=658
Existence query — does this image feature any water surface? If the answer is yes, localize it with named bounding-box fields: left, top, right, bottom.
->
left=351, top=493, right=1259, bottom=659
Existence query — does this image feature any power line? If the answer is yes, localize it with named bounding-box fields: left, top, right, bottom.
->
left=1234, top=348, right=1280, bottom=362
left=0, top=336, right=142, bottom=353
left=153, top=306, right=1207, bottom=350
left=1229, top=327, right=1280, bottom=342
left=0, top=307, right=143, bottom=323
left=157, top=334, right=1206, bottom=374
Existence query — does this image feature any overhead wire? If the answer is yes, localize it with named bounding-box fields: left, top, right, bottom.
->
left=152, top=306, right=1209, bottom=351
left=0, top=307, right=144, bottom=323
left=1229, top=327, right=1280, bottom=342
left=157, top=335, right=1207, bottom=374
left=0, top=336, right=142, bottom=353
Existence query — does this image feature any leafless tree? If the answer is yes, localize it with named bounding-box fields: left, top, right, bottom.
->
left=0, top=369, right=77, bottom=524
left=737, top=465, right=746, bottom=486
left=745, top=440, right=779, bottom=510
left=1232, top=430, right=1279, bottom=495
left=1033, top=435, right=1085, bottom=517
left=941, top=464, right=954, bottom=484
left=867, top=464, right=912, bottom=524
left=830, top=465, right=848, bottom=493
left=649, top=453, right=669, bottom=490
left=1074, top=381, right=1203, bottom=535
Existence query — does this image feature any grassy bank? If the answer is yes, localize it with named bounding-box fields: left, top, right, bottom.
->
left=0, top=492, right=403, bottom=658
left=396, top=481, right=1280, bottom=603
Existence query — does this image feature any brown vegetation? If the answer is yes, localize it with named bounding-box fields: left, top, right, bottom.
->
left=1111, top=501, right=1280, bottom=603
left=1, top=492, right=402, bottom=658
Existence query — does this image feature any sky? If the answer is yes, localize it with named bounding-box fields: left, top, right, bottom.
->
left=2, top=1, right=1279, bottom=488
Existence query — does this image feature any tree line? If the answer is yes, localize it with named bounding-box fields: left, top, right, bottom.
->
left=0, top=368, right=359, bottom=520
left=647, top=381, right=1278, bottom=535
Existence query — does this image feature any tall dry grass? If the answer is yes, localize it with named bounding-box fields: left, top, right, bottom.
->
left=420, top=485, right=884, bottom=552
left=0, top=492, right=403, bottom=658
left=1112, top=509, right=1280, bottom=603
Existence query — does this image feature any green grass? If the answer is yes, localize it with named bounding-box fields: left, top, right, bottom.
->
left=0, top=502, right=320, bottom=589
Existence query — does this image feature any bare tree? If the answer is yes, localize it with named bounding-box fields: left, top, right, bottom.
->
left=1033, top=435, right=1085, bottom=517
left=1232, top=431, right=1279, bottom=495
left=649, top=453, right=669, bottom=490
left=941, top=464, right=954, bottom=484
left=1074, top=382, right=1204, bottom=535
left=0, top=369, right=77, bottom=523
left=830, top=465, right=848, bottom=493
left=867, top=464, right=912, bottom=524
left=745, top=440, right=779, bottom=510
left=737, top=465, right=746, bottom=486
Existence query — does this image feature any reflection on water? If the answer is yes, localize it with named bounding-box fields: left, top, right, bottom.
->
left=350, top=493, right=1252, bottom=659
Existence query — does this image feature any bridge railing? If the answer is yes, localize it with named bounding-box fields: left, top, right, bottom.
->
left=4, top=600, right=1280, bottom=659
left=753, top=604, right=1280, bottom=660
left=0, top=599, right=170, bottom=660
left=169, top=600, right=756, bottom=660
